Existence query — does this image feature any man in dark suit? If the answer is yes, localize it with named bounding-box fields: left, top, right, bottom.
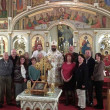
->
left=85, top=50, right=95, bottom=106
left=69, top=46, right=78, bottom=63
left=9, top=49, right=19, bottom=100
left=0, top=52, right=13, bottom=108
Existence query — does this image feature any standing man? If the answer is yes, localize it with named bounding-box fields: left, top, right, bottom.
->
left=31, top=43, right=46, bottom=62
left=85, top=50, right=95, bottom=106
left=47, top=40, right=63, bottom=86
left=68, top=46, right=78, bottom=63
left=9, top=49, right=19, bottom=100
left=0, top=52, right=13, bottom=108
left=9, top=49, right=19, bottom=78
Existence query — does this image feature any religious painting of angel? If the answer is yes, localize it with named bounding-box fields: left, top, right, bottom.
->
left=80, top=34, right=93, bottom=54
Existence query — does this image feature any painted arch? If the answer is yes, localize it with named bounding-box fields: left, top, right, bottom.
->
left=11, top=1, right=110, bottom=31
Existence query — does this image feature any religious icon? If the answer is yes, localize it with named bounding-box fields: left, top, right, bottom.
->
left=13, top=35, right=26, bottom=55
left=0, top=37, right=5, bottom=56
left=17, top=0, right=23, bottom=11
left=32, top=35, right=44, bottom=52
left=0, top=0, right=7, bottom=18
left=31, top=81, right=48, bottom=95
left=80, top=34, right=92, bottom=54
left=46, top=42, right=49, bottom=47
left=57, top=24, right=74, bottom=53
left=35, top=83, right=45, bottom=90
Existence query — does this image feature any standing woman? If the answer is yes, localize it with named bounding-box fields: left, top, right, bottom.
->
left=28, top=57, right=41, bottom=84
left=24, top=52, right=31, bottom=67
left=75, top=54, right=88, bottom=110
left=93, top=53, right=104, bottom=109
left=14, top=56, right=28, bottom=107
left=61, top=53, right=76, bottom=105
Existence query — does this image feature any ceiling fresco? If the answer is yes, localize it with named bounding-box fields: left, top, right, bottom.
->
left=14, top=7, right=110, bottom=30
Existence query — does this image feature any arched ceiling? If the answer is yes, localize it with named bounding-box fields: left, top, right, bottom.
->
left=11, top=1, right=110, bottom=31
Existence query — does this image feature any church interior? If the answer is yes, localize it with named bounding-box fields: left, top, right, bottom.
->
left=0, top=0, right=110, bottom=110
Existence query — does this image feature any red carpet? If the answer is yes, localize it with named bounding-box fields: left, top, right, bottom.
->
left=0, top=98, right=106, bottom=110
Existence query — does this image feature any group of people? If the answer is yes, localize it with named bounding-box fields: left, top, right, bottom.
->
left=0, top=40, right=105, bottom=110
left=61, top=48, right=104, bottom=110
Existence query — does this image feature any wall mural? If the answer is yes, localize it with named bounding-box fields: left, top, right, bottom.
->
left=79, top=0, right=110, bottom=11
left=32, top=35, right=44, bottom=52
left=100, top=34, right=110, bottom=76
left=100, top=34, right=110, bottom=55
left=12, top=0, right=27, bottom=17
left=11, top=0, right=110, bottom=18
left=58, top=24, right=73, bottom=53
left=79, top=34, right=92, bottom=54
left=0, top=20, right=8, bottom=29
left=32, top=0, right=45, bottom=7
left=0, top=36, right=8, bottom=56
left=50, top=0, right=72, bottom=2
left=13, top=35, right=26, bottom=56
left=14, top=7, right=110, bottom=30
left=32, top=0, right=73, bottom=7
left=0, top=0, right=8, bottom=18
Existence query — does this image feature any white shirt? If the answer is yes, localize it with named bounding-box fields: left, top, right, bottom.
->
left=21, top=65, right=26, bottom=78
left=31, top=50, right=46, bottom=59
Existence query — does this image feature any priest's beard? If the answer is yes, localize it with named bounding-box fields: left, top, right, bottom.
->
left=38, top=49, right=41, bottom=52
left=51, top=48, right=56, bottom=52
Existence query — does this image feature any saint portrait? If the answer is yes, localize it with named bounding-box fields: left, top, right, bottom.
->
left=32, top=35, right=44, bottom=52
left=80, top=34, right=92, bottom=54
left=0, top=36, right=8, bottom=56
left=34, top=83, right=45, bottom=90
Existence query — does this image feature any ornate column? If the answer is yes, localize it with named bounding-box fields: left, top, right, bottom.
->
left=8, top=0, right=12, bottom=17
left=8, top=33, right=12, bottom=55
left=8, top=17, right=12, bottom=31
left=27, top=0, right=32, bottom=10
left=94, top=31, right=98, bottom=57
left=73, top=31, right=79, bottom=53
left=44, top=31, right=49, bottom=53
left=8, top=0, right=12, bottom=31
left=27, top=33, right=31, bottom=56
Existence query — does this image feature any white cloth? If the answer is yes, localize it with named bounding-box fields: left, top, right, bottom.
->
left=47, top=49, right=63, bottom=85
left=21, top=65, right=26, bottom=78
left=76, top=89, right=86, bottom=109
left=31, top=50, right=46, bottom=60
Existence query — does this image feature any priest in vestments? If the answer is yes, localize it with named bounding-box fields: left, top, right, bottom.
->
left=47, top=40, right=63, bottom=86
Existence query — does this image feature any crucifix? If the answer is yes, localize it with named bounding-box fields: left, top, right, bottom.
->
left=34, top=56, right=53, bottom=82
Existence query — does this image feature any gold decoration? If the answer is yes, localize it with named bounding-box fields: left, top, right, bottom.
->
left=26, top=80, right=31, bottom=94
left=51, top=83, right=55, bottom=93
left=34, top=57, right=53, bottom=81
left=31, top=81, right=48, bottom=95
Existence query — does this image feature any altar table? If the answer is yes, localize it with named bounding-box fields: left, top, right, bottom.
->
left=16, top=88, right=62, bottom=110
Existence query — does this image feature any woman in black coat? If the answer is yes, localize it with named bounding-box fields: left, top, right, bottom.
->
left=75, top=54, right=88, bottom=110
